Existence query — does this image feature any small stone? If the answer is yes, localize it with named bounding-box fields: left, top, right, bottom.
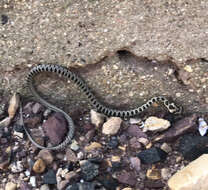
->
left=160, top=143, right=172, bottom=153
left=102, top=117, right=122, bottom=135
left=13, top=131, right=24, bottom=139
left=24, top=116, right=42, bottom=128
left=57, top=180, right=70, bottom=190
left=129, top=118, right=141, bottom=124
left=43, top=112, right=68, bottom=145
left=8, top=93, right=20, bottom=119
left=111, top=156, right=121, bottom=162
left=161, top=168, right=171, bottom=180
left=146, top=168, right=161, bottom=180
left=107, top=136, right=119, bottom=149
left=37, top=149, right=54, bottom=165
left=29, top=176, right=36, bottom=187
left=97, top=175, right=119, bottom=189
left=129, top=137, right=142, bottom=149
left=90, top=109, right=105, bottom=127
left=143, top=116, right=170, bottom=132
left=70, top=140, right=79, bottom=151
left=10, top=161, right=24, bottom=173
left=144, top=179, right=165, bottom=189
left=127, top=125, right=147, bottom=138
left=43, top=169, right=57, bottom=184
left=1, top=14, right=8, bottom=25
left=85, top=129, right=95, bottom=143
left=184, top=65, right=193, bottom=72
left=122, top=188, right=133, bottom=190
left=32, top=103, right=43, bottom=114
left=168, top=154, right=208, bottom=190
left=0, top=160, right=9, bottom=170
left=5, top=182, right=17, bottom=190
left=85, top=142, right=102, bottom=152
left=43, top=109, right=52, bottom=118
left=77, top=151, right=84, bottom=160
left=178, top=134, right=208, bottom=161
left=154, top=114, right=197, bottom=142
left=0, top=117, right=11, bottom=127
left=80, top=160, right=99, bottom=181
left=19, top=182, right=31, bottom=190
left=33, top=159, right=46, bottom=173
left=66, top=148, right=78, bottom=162
left=137, top=147, right=167, bottom=164
left=65, top=171, right=79, bottom=181
left=130, top=157, right=141, bottom=173
left=40, top=184, right=50, bottom=190
left=66, top=182, right=95, bottom=190
left=117, top=171, right=137, bottom=186
left=138, top=137, right=149, bottom=146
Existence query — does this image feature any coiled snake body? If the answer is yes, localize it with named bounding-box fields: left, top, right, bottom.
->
left=24, top=64, right=181, bottom=150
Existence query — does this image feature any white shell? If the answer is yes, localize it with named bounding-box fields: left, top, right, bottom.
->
left=198, top=118, right=208, bottom=136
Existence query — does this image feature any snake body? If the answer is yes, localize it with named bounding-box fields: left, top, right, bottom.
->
left=25, top=64, right=181, bottom=150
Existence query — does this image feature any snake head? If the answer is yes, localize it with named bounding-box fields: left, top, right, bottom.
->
left=168, top=103, right=182, bottom=114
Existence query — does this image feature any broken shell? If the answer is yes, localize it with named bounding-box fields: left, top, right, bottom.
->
left=198, top=118, right=208, bottom=136
left=8, top=93, right=20, bottom=119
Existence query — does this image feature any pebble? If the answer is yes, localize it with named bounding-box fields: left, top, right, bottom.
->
left=161, top=168, right=171, bottom=180
left=13, top=131, right=24, bottom=139
left=80, top=160, right=99, bottom=181
left=117, top=171, right=137, bottom=186
left=24, top=116, right=42, bottom=128
left=130, top=157, right=141, bottom=173
left=19, top=182, right=31, bottom=190
left=10, top=161, right=24, bottom=173
left=65, top=171, right=79, bottom=181
left=32, top=102, right=43, bottom=114
left=77, top=151, right=84, bottom=160
left=107, top=136, right=119, bottom=149
left=66, top=182, right=95, bottom=190
left=129, top=137, right=142, bottom=149
left=0, top=160, right=9, bottom=170
left=97, top=175, right=119, bottom=189
left=42, top=112, right=68, bottom=145
left=5, top=182, right=17, bottom=190
left=137, top=147, right=167, bottom=164
left=65, top=148, right=78, bottom=162
left=29, top=176, right=36, bottom=187
left=85, top=129, right=95, bottom=143
left=70, top=140, right=79, bottom=151
left=102, top=117, right=122, bottom=135
left=178, top=134, right=208, bottom=161
left=129, top=118, right=141, bottom=124
left=160, top=143, right=172, bottom=153
left=57, top=180, right=70, bottom=190
left=168, top=154, right=208, bottom=190
left=37, top=149, right=54, bottom=165
left=8, top=93, right=20, bottom=119
left=127, top=125, right=147, bottom=138
left=154, top=114, right=197, bottom=142
left=33, top=158, right=46, bottom=173
left=90, top=109, right=105, bottom=127
left=0, top=117, right=11, bottom=127
left=143, top=116, right=170, bottom=132
left=40, top=184, right=50, bottom=190
left=138, top=137, right=149, bottom=146
left=43, top=169, right=57, bottom=184
left=146, top=168, right=161, bottom=180
left=85, top=142, right=102, bottom=152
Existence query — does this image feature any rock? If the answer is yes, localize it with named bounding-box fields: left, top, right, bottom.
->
left=146, top=168, right=161, bottom=180
left=33, top=158, right=46, bottom=173
left=137, top=147, right=167, bottom=164
left=65, top=171, right=79, bottom=181
left=20, top=182, right=31, bottom=190
left=144, top=179, right=165, bottom=189
left=70, top=140, right=79, bottom=151
left=98, top=175, right=119, bottom=190
left=43, top=169, right=57, bottom=184
left=8, top=93, right=20, bottom=119
left=107, top=136, right=119, bottom=149
left=129, top=118, right=141, bottom=125
left=58, top=180, right=70, bottom=190
left=130, top=157, right=141, bottom=173
left=127, top=125, right=147, bottom=138
left=138, top=137, right=149, bottom=146
left=10, top=161, right=24, bottom=173
left=154, top=114, right=197, bottom=142
left=37, top=149, right=54, bottom=165
left=40, top=184, right=50, bottom=190
left=80, top=160, right=99, bottom=181
left=161, top=168, right=171, bottom=180
left=85, top=142, right=102, bottom=152
left=13, top=131, right=24, bottom=139
left=0, top=160, right=9, bottom=170
left=122, top=188, right=133, bottom=190
left=143, top=116, right=170, bottom=132
left=178, top=134, right=208, bottom=161
left=117, top=171, right=137, bottom=186
left=102, top=117, right=122, bottom=135
left=29, top=176, right=36, bottom=187
left=42, top=112, right=68, bottom=145
left=129, top=137, right=142, bottom=149
left=168, top=154, right=208, bottom=190
left=66, top=148, right=78, bottom=162
left=0, top=117, right=11, bottom=127
left=5, top=182, right=17, bottom=190
left=160, top=143, right=172, bottom=153
left=90, top=109, right=105, bottom=127
left=66, top=182, right=95, bottom=190
left=77, top=151, right=84, bottom=160
left=32, top=103, right=43, bottom=114
left=24, top=116, right=42, bottom=128
left=85, top=129, right=95, bottom=143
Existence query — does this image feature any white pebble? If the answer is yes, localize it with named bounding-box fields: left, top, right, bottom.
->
left=29, top=176, right=36, bottom=187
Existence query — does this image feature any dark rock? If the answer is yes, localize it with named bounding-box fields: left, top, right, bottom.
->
left=117, top=171, right=137, bottom=186
left=154, top=114, right=197, bottom=142
left=178, top=134, right=208, bottom=161
left=144, top=179, right=165, bottom=189
left=127, top=125, right=147, bottom=138
left=66, top=182, right=95, bottom=190
left=137, top=147, right=167, bottom=164
left=1, top=14, right=8, bottom=25
left=98, top=175, right=118, bottom=190
left=80, top=160, right=99, bottom=181
left=107, top=136, right=119, bottom=149
left=32, top=103, right=44, bottom=114
left=24, top=116, right=42, bottom=128
left=20, top=182, right=32, bottom=190
left=42, top=112, right=68, bottom=145
left=43, top=169, right=57, bottom=184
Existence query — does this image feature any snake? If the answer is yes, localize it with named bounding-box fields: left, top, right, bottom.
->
left=23, top=64, right=182, bottom=150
